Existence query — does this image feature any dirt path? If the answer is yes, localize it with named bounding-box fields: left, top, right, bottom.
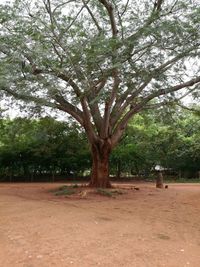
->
left=0, top=183, right=200, bottom=267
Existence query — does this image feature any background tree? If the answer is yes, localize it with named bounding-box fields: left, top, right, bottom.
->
left=0, top=118, right=90, bottom=181
left=159, top=108, right=200, bottom=178
left=110, top=106, right=200, bottom=180
left=0, top=0, right=200, bottom=187
left=0, top=109, right=199, bottom=182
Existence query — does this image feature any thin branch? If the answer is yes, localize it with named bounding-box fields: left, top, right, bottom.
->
left=149, top=76, right=200, bottom=100
left=44, top=0, right=86, bottom=40
left=52, top=0, right=75, bottom=14
left=64, top=4, right=85, bottom=33
left=2, top=83, right=85, bottom=125
left=145, top=100, right=200, bottom=115
left=22, top=52, right=83, bottom=98
left=56, top=73, right=82, bottom=97
left=51, top=42, right=63, bottom=65
left=120, top=0, right=130, bottom=17
left=120, top=0, right=168, bottom=58
left=144, top=87, right=197, bottom=110
left=177, top=103, right=200, bottom=114
left=154, top=44, right=200, bottom=73
left=22, top=54, right=83, bottom=98
left=82, top=0, right=102, bottom=33
left=1, top=86, right=56, bottom=108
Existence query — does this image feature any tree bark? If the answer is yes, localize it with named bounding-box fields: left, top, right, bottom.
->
left=89, top=141, right=112, bottom=188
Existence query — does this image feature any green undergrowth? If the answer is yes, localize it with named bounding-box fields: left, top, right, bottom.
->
left=145, top=177, right=200, bottom=183
left=51, top=184, right=78, bottom=196
left=164, top=178, right=200, bottom=183
left=51, top=185, right=125, bottom=198
left=96, top=188, right=124, bottom=197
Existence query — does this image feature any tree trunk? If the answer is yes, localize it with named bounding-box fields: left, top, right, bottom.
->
left=89, top=141, right=112, bottom=188
left=156, top=171, right=164, bottom=188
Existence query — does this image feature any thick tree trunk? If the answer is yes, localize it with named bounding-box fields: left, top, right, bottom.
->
left=89, top=141, right=112, bottom=188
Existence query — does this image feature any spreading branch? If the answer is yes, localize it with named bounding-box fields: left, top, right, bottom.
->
left=98, top=0, right=118, bottom=36
left=111, top=76, right=200, bottom=147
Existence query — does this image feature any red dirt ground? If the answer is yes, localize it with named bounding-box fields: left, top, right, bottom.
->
left=0, top=182, right=200, bottom=267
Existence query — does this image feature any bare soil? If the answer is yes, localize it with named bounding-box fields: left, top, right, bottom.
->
left=0, top=182, right=200, bottom=267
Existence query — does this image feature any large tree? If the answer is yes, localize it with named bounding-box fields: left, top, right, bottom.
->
left=0, top=0, right=200, bottom=187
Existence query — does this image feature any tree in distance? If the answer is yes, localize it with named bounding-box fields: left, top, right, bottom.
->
left=0, top=0, right=200, bottom=187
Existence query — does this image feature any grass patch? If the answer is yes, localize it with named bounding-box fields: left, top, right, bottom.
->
left=111, top=189, right=124, bottom=195
left=72, top=184, right=79, bottom=188
left=97, top=188, right=113, bottom=197
left=145, top=177, right=200, bottom=183
left=157, top=233, right=170, bottom=240
left=166, top=178, right=200, bottom=183
left=96, top=188, right=124, bottom=197
left=51, top=185, right=77, bottom=196
left=54, top=188, right=76, bottom=196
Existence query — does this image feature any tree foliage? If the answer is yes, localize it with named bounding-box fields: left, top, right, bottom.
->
left=111, top=107, right=200, bottom=178
left=0, top=117, right=90, bottom=181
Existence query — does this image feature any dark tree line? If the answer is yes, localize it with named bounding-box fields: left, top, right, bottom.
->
left=0, top=117, right=90, bottom=182
left=0, top=108, right=199, bottom=182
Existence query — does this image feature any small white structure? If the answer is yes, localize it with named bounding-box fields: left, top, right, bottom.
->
left=155, top=165, right=167, bottom=172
